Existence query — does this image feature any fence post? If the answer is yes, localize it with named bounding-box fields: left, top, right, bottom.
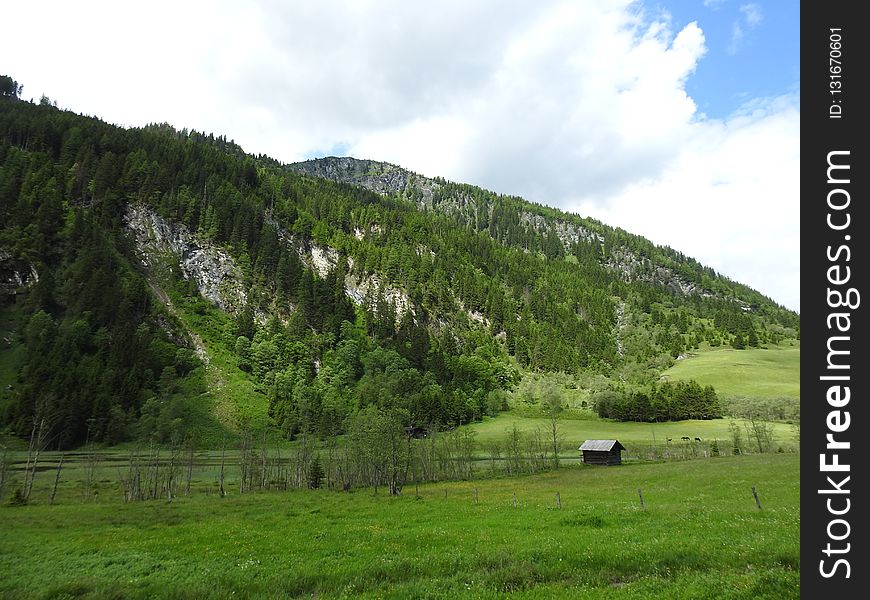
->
left=474, top=488, right=479, bottom=505
left=513, top=492, right=517, bottom=508
left=638, top=488, right=645, bottom=511
left=752, top=486, right=762, bottom=510
left=556, top=491, right=561, bottom=509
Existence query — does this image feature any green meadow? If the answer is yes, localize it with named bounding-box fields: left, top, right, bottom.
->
left=467, top=413, right=796, bottom=452
left=0, top=453, right=798, bottom=599
left=662, top=343, right=800, bottom=401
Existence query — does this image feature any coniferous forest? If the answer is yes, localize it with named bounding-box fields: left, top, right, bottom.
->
left=0, top=81, right=798, bottom=449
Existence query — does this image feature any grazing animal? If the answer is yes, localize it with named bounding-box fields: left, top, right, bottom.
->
left=694, top=437, right=701, bottom=442
left=681, top=436, right=690, bottom=441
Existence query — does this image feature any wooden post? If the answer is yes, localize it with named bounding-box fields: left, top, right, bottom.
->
left=752, top=486, right=762, bottom=510
left=556, top=491, right=561, bottom=509
left=638, top=488, right=645, bottom=511
left=219, top=444, right=226, bottom=498
left=474, top=488, right=479, bottom=505
left=49, top=452, right=65, bottom=505
left=185, top=447, right=194, bottom=496
left=513, top=492, right=517, bottom=508
left=152, top=447, right=160, bottom=500
left=415, top=482, right=419, bottom=499
left=0, top=445, right=8, bottom=501
left=167, top=448, right=175, bottom=502
left=444, top=488, right=447, bottom=500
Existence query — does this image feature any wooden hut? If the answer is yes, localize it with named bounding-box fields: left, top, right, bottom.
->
left=579, top=439, right=625, bottom=465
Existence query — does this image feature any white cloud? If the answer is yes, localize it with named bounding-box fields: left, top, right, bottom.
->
left=729, top=3, right=763, bottom=54
left=0, top=0, right=799, bottom=311
left=573, top=93, right=800, bottom=312
left=740, top=3, right=763, bottom=26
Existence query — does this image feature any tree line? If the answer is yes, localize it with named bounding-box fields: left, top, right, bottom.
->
left=593, top=380, right=722, bottom=422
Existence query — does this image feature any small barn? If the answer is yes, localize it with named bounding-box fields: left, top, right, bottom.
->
left=579, top=439, right=625, bottom=465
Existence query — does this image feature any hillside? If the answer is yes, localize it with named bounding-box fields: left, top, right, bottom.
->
left=0, top=95, right=798, bottom=448
left=290, top=157, right=796, bottom=322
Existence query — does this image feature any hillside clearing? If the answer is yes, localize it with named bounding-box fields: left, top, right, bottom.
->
left=662, top=343, right=800, bottom=401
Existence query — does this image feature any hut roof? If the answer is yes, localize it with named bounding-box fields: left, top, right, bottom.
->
left=579, top=439, right=625, bottom=451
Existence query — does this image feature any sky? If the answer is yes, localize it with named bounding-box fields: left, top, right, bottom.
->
left=1, top=0, right=800, bottom=312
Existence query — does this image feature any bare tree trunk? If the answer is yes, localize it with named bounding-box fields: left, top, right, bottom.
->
left=0, top=445, right=8, bottom=501
left=133, top=448, right=142, bottom=501
left=549, top=414, right=560, bottom=468
left=239, top=432, right=248, bottom=494
left=261, top=430, right=268, bottom=490
left=325, top=438, right=335, bottom=490
left=24, top=417, right=48, bottom=502
left=121, top=447, right=141, bottom=502
left=49, top=452, right=65, bottom=505
left=219, top=443, right=226, bottom=498
left=429, top=424, right=437, bottom=482
left=275, top=443, right=283, bottom=491
left=185, top=446, right=194, bottom=496
left=239, top=430, right=254, bottom=494
left=22, top=421, right=37, bottom=500
left=167, top=446, right=177, bottom=502
left=83, top=439, right=99, bottom=502
left=152, top=447, right=161, bottom=500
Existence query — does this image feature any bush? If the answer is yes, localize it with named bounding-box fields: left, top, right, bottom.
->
left=6, top=486, right=26, bottom=506
left=307, top=456, right=323, bottom=489
left=709, top=439, right=720, bottom=456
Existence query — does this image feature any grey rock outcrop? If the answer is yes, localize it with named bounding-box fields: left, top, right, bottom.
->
left=124, top=204, right=248, bottom=314
left=0, top=250, right=37, bottom=300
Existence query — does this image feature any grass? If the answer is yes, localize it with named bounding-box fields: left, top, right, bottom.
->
left=467, top=413, right=795, bottom=451
left=0, top=453, right=799, bottom=599
left=169, top=294, right=271, bottom=441
left=662, top=342, right=800, bottom=401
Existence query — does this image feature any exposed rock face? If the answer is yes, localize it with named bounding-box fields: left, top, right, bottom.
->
left=290, top=156, right=440, bottom=210
left=291, top=156, right=411, bottom=197
left=518, top=211, right=603, bottom=247
left=605, top=247, right=700, bottom=295
left=266, top=218, right=414, bottom=320
left=0, top=250, right=37, bottom=301
left=343, top=261, right=412, bottom=319
left=124, top=204, right=248, bottom=314
left=309, top=245, right=337, bottom=279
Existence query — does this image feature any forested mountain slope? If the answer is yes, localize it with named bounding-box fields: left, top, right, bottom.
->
left=290, top=156, right=793, bottom=321
left=0, top=94, right=798, bottom=448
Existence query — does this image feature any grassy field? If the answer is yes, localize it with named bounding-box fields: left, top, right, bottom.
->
left=467, top=413, right=796, bottom=452
left=0, top=453, right=799, bottom=599
left=662, top=342, right=800, bottom=400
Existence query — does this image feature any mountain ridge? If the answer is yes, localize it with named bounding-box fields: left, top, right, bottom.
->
left=0, top=97, right=798, bottom=447
left=289, top=156, right=781, bottom=314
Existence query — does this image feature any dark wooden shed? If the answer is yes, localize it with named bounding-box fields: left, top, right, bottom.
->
left=579, top=439, right=625, bottom=465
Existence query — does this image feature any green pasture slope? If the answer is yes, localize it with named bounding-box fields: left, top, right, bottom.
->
left=468, top=413, right=796, bottom=451
left=662, top=342, right=800, bottom=400
left=0, top=454, right=798, bottom=599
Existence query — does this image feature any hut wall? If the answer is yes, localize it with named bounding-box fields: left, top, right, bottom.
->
left=609, top=449, right=622, bottom=465
left=582, top=450, right=622, bottom=465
